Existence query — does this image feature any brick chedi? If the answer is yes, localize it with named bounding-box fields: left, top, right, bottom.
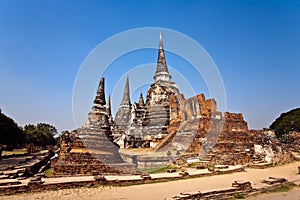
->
left=54, top=77, right=136, bottom=176
left=80, top=77, right=122, bottom=163
left=113, top=33, right=180, bottom=146
left=142, top=33, right=179, bottom=139
left=115, top=75, right=132, bottom=133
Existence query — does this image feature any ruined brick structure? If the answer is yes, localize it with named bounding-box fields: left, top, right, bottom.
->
left=169, top=94, right=220, bottom=122
left=54, top=78, right=135, bottom=176
left=56, top=33, right=295, bottom=171
left=155, top=93, right=223, bottom=152
left=157, top=93, right=252, bottom=164
left=223, top=112, right=248, bottom=133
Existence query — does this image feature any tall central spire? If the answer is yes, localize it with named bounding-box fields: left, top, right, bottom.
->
left=154, top=32, right=172, bottom=82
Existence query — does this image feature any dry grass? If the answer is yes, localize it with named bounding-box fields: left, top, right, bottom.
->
left=43, top=168, right=54, bottom=177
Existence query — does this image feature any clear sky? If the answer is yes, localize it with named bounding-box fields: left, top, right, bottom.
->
left=0, top=0, right=299, bottom=133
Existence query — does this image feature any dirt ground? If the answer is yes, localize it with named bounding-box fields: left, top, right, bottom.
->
left=1, top=161, right=300, bottom=200
left=247, top=187, right=300, bottom=200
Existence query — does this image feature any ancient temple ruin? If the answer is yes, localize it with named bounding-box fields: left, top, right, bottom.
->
left=55, top=33, right=292, bottom=173
left=54, top=78, right=135, bottom=176
left=113, top=33, right=229, bottom=151
left=110, top=33, right=289, bottom=167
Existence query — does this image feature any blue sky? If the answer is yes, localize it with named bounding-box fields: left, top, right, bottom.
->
left=0, top=0, right=299, bottom=132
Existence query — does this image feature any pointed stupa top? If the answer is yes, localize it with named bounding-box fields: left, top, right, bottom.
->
left=159, top=32, right=164, bottom=50
left=107, top=94, right=112, bottom=117
left=93, top=77, right=106, bottom=106
left=138, top=92, right=145, bottom=107
left=120, top=75, right=131, bottom=107
left=154, top=32, right=172, bottom=82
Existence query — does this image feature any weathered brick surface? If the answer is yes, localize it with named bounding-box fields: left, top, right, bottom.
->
left=54, top=78, right=136, bottom=176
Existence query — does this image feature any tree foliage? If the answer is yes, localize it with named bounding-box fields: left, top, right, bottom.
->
left=24, top=123, right=57, bottom=146
left=270, top=108, right=300, bottom=143
left=0, top=110, right=58, bottom=147
left=0, top=111, right=24, bottom=145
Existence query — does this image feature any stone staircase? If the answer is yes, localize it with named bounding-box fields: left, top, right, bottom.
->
left=160, top=120, right=200, bottom=152
left=153, top=121, right=181, bottom=150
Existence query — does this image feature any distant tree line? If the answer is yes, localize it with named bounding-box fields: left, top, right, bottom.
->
left=0, top=110, right=58, bottom=148
left=0, top=110, right=24, bottom=146
left=270, top=108, right=300, bottom=143
left=23, top=123, right=57, bottom=146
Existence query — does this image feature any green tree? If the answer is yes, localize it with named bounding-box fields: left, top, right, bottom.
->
left=270, top=108, right=300, bottom=143
left=24, top=123, right=57, bottom=146
left=0, top=110, right=24, bottom=146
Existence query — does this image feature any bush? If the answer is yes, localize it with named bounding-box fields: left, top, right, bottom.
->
left=234, top=193, right=245, bottom=199
left=270, top=108, right=300, bottom=143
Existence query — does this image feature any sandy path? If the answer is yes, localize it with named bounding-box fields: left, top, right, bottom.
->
left=1, top=162, right=300, bottom=200
left=247, top=187, right=300, bottom=200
